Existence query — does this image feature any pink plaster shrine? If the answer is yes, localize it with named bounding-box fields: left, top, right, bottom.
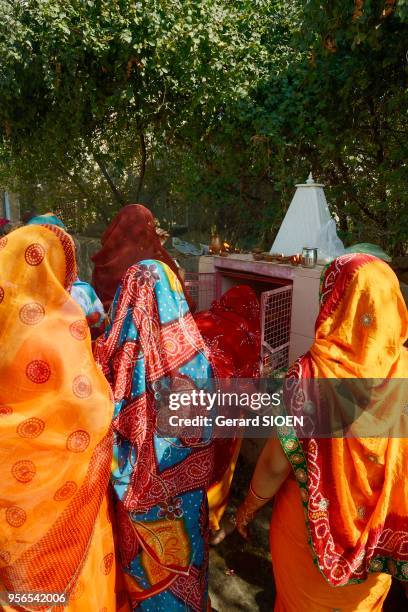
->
left=197, top=254, right=323, bottom=368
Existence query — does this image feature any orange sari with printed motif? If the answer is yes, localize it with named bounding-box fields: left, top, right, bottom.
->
left=0, top=225, right=127, bottom=611
left=273, top=254, right=408, bottom=611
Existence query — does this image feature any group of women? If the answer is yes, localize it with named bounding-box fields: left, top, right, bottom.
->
left=0, top=204, right=407, bottom=611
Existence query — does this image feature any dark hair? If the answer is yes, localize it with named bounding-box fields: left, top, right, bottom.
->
left=21, top=209, right=38, bottom=223
left=0, top=221, right=12, bottom=236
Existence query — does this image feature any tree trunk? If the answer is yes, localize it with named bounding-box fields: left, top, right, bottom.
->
left=134, top=128, right=147, bottom=202
left=337, top=198, right=349, bottom=234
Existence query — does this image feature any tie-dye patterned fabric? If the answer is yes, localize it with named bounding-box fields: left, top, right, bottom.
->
left=95, top=259, right=214, bottom=611
left=0, top=225, right=118, bottom=611
left=92, top=204, right=195, bottom=312
left=71, top=279, right=106, bottom=329
left=26, top=213, right=67, bottom=230
left=24, top=213, right=106, bottom=331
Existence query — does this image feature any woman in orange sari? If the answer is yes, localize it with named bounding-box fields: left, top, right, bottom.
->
left=236, top=254, right=408, bottom=611
left=0, top=225, right=127, bottom=610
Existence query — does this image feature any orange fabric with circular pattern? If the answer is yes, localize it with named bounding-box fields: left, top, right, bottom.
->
left=0, top=225, right=126, bottom=611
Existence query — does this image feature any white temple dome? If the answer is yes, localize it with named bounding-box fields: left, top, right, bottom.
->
left=270, top=173, right=335, bottom=256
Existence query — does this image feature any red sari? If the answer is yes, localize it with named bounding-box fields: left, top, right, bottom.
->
left=195, top=285, right=261, bottom=530
left=92, top=204, right=194, bottom=312
left=195, top=284, right=261, bottom=378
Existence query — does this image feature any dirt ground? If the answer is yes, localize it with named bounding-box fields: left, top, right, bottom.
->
left=208, top=456, right=406, bottom=612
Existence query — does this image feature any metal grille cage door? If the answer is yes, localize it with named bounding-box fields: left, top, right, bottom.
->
left=261, top=285, right=292, bottom=376
left=184, top=272, right=216, bottom=312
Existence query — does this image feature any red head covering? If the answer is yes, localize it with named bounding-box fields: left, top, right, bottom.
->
left=194, top=285, right=261, bottom=378
left=92, top=204, right=193, bottom=311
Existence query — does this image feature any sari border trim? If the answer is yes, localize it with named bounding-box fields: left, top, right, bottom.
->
left=277, top=423, right=408, bottom=585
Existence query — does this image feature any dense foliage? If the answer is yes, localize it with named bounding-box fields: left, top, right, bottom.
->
left=0, top=0, right=406, bottom=254
left=0, top=0, right=263, bottom=221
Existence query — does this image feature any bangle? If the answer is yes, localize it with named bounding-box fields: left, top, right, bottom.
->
left=249, top=482, right=273, bottom=501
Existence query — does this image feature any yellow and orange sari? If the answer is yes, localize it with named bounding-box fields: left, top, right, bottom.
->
left=0, top=225, right=125, bottom=610
left=273, top=254, right=408, bottom=610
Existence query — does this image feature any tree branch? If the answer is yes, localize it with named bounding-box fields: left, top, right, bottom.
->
left=94, top=155, right=125, bottom=206
left=55, top=162, right=92, bottom=202
left=334, top=158, right=382, bottom=224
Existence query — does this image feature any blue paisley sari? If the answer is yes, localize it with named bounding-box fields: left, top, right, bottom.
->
left=95, top=260, right=214, bottom=611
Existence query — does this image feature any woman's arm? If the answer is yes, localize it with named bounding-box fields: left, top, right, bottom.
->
left=236, top=437, right=291, bottom=538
